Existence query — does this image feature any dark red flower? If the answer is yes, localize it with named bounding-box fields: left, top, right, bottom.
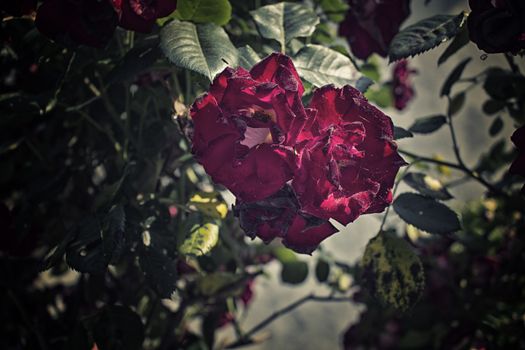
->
left=234, top=186, right=337, bottom=254
left=292, top=85, right=405, bottom=225
left=111, top=0, right=177, bottom=33
left=510, top=125, right=525, bottom=194
left=339, top=0, right=411, bottom=60
left=392, top=59, right=416, bottom=111
left=191, top=53, right=308, bottom=202
left=468, top=0, right=525, bottom=54
left=35, top=0, right=117, bottom=48
left=1, top=0, right=36, bottom=16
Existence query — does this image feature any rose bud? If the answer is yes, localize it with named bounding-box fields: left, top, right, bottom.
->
left=35, top=0, right=117, bottom=48
left=234, top=186, right=337, bottom=254
left=510, top=125, right=525, bottom=194
left=293, top=85, right=406, bottom=225
left=468, top=0, right=525, bottom=54
left=339, top=0, right=411, bottom=60
left=392, top=59, right=416, bottom=111
left=191, top=53, right=309, bottom=202
left=111, top=0, right=177, bottom=33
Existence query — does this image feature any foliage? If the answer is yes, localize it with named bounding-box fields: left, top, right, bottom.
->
left=1, top=0, right=525, bottom=349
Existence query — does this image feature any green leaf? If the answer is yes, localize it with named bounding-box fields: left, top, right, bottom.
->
left=65, top=207, right=125, bottom=274
left=482, top=100, right=506, bottom=115
left=365, top=85, right=394, bottom=108
left=403, top=172, right=453, bottom=200
left=179, top=222, right=219, bottom=256
left=293, top=45, right=359, bottom=87
left=188, top=192, right=228, bottom=219
left=93, top=306, right=144, bottom=350
left=437, top=25, right=470, bottom=66
left=441, top=57, right=471, bottom=97
left=389, top=12, right=468, bottom=62
left=362, top=231, right=425, bottom=311
left=448, top=92, right=466, bottom=116
left=237, top=45, right=261, bottom=70
left=160, top=20, right=238, bottom=81
left=393, top=193, right=461, bottom=234
left=281, top=261, right=309, bottom=284
left=408, top=115, right=447, bottom=134
left=318, top=0, right=349, bottom=23
left=175, top=0, right=232, bottom=26
left=489, top=116, right=503, bottom=136
left=139, top=247, right=178, bottom=298
left=251, top=2, right=319, bottom=51
left=196, top=272, right=243, bottom=296
left=273, top=246, right=298, bottom=263
left=315, top=259, right=330, bottom=282
left=394, top=126, right=414, bottom=140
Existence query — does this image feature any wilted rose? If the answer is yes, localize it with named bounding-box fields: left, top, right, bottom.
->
left=292, top=85, right=406, bottom=225
left=35, top=0, right=117, bottom=48
left=392, top=59, right=416, bottom=111
left=339, top=0, right=411, bottom=60
left=510, top=125, right=525, bottom=194
left=111, top=0, right=177, bottom=33
left=468, top=0, right=525, bottom=54
left=191, top=53, right=308, bottom=202
left=234, top=186, right=337, bottom=254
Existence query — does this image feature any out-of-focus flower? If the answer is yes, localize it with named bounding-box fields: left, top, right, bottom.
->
left=35, top=0, right=117, bottom=48
left=510, top=125, right=525, bottom=194
left=468, top=0, right=525, bottom=54
left=111, top=0, right=177, bottom=33
left=339, top=0, right=411, bottom=60
left=392, top=59, right=416, bottom=110
left=191, top=53, right=308, bottom=202
left=292, top=85, right=405, bottom=225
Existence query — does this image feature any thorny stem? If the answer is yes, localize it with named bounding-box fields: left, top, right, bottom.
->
left=225, top=294, right=352, bottom=348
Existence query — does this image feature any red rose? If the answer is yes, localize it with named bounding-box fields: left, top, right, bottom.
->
left=111, top=0, right=177, bottom=33
left=234, top=186, right=337, bottom=254
left=191, top=53, right=309, bottom=202
left=35, top=0, right=117, bottom=48
left=339, top=0, right=411, bottom=60
left=510, top=125, right=525, bottom=194
left=1, top=0, right=36, bottom=16
left=392, top=59, right=416, bottom=111
left=468, top=0, right=525, bottom=54
left=292, top=85, right=405, bottom=225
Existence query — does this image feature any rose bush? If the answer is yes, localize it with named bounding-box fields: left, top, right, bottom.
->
left=468, top=0, right=525, bottom=54
left=339, top=0, right=411, bottom=60
left=111, top=0, right=177, bottom=33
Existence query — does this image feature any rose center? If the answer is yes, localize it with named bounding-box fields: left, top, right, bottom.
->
left=240, top=127, right=272, bottom=148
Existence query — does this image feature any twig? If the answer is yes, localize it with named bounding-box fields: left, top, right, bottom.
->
left=398, top=149, right=505, bottom=196
left=378, top=160, right=419, bottom=232
left=225, top=293, right=352, bottom=348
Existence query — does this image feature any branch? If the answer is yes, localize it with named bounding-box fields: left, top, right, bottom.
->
left=225, top=293, right=352, bottom=349
left=398, top=149, right=506, bottom=197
